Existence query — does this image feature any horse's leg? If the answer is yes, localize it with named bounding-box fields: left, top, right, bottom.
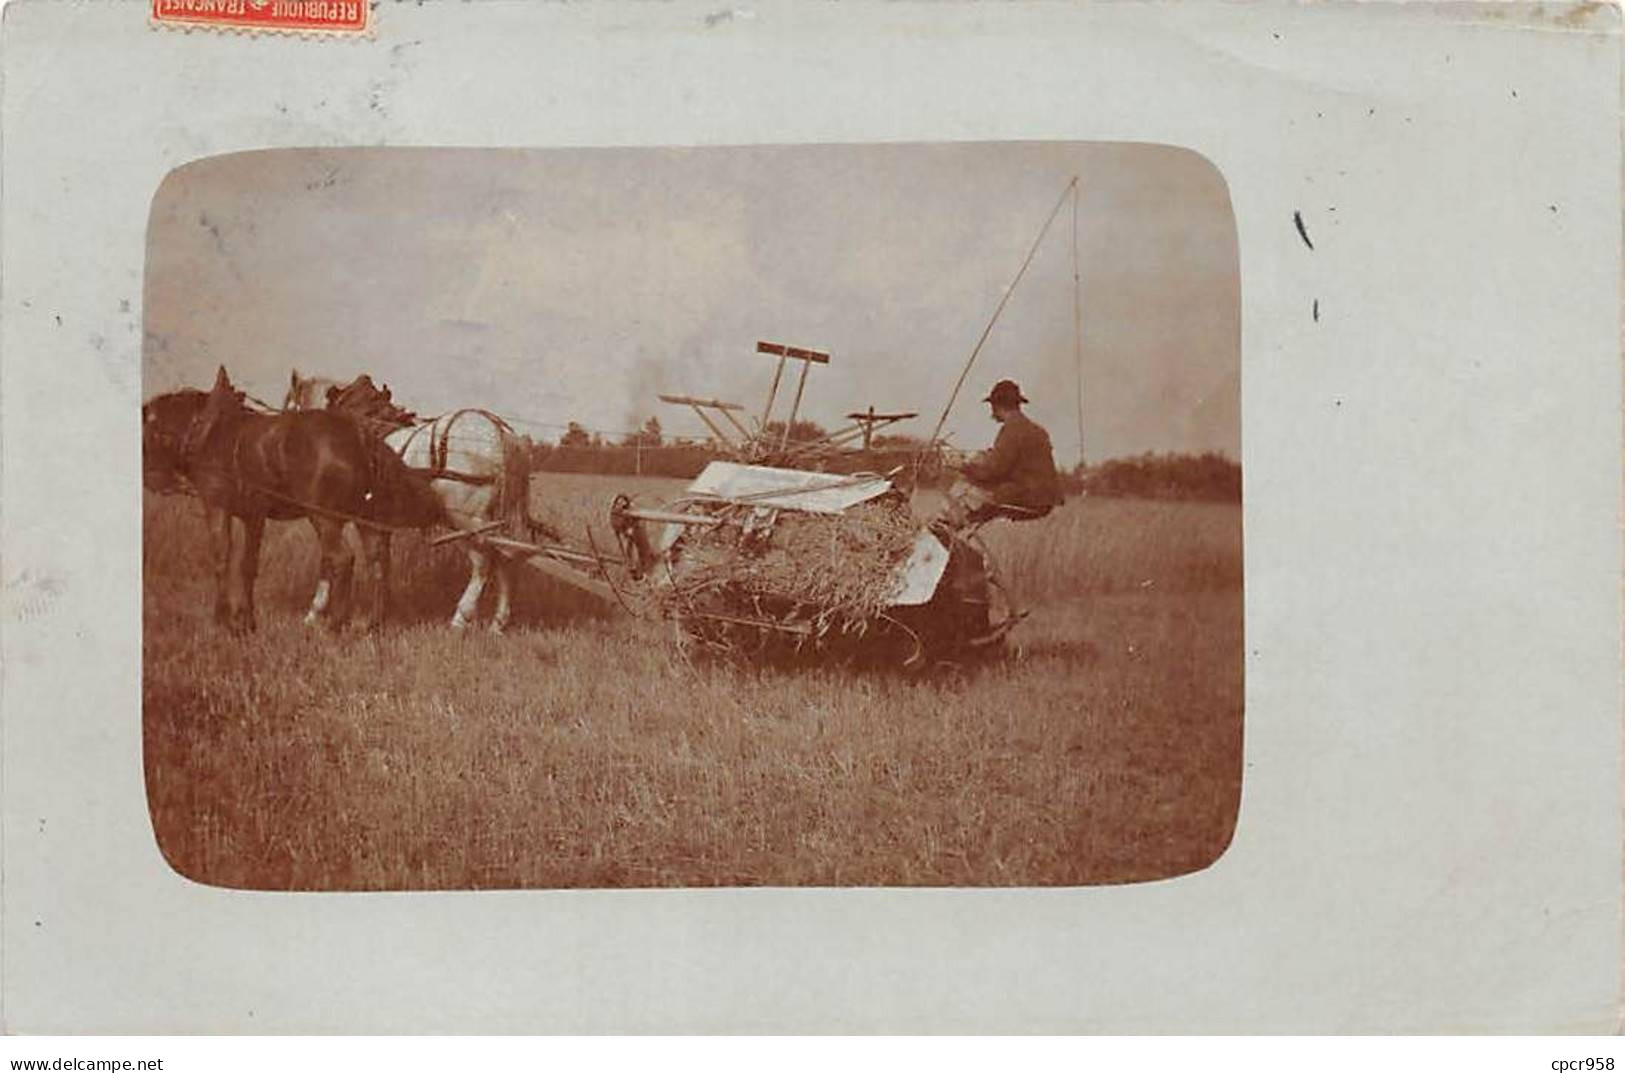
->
left=330, top=536, right=356, bottom=631
left=451, top=544, right=489, bottom=629
left=303, top=518, right=332, bottom=626
left=489, top=554, right=513, bottom=634
left=205, top=505, right=233, bottom=626
left=304, top=517, right=334, bottom=626
left=304, top=551, right=331, bottom=625
left=309, top=517, right=352, bottom=631
left=236, top=513, right=265, bottom=634
left=363, top=529, right=391, bottom=633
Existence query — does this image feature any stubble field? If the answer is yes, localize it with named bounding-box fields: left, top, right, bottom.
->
left=142, top=473, right=1244, bottom=889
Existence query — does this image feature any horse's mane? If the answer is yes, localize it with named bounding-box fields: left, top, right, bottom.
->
left=145, top=387, right=207, bottom=413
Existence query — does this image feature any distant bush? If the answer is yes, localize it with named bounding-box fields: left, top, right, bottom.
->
left=1078, top=452, right=1241, bottom=503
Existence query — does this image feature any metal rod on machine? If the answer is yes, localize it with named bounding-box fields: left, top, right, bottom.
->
left=925, top=175, right=1079, bottom=451
left=760, top=352, right=787, bottom=438
left=781, top=357, right=814, bottom=453
left=720, top=409, right=753, bottom=441
left=428, top=521, right=504, bottom=547
left=512, top=552, right=620, bottom=604
left=845, top=408, right=917, bottom=451
left=1072, top=179, right=1085, bottom=466
left=687, top=404, right=734, bottom=450
left=755, top=342, right=830, bottom=456
left=616, top=507, right=724, bottom=527
left=659, top=394, right=751, bottom=451
left=483, top=535, right=622, bottom=564
left=783, top=424, right=871, bottom=456
left=659, top=394, right=746, bottom=411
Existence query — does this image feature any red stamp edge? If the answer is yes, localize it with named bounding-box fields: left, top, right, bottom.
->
left=151, top=0, right=371, bottom=35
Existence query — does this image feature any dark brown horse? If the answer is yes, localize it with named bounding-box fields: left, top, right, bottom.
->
left=143, top=366, right=448, bottom=633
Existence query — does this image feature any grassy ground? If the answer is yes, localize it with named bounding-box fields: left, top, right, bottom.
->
left=142, top=475, right=1243, bottom=889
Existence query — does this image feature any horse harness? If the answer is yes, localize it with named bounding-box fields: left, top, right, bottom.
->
left=395, top=408, right=513, bottom=487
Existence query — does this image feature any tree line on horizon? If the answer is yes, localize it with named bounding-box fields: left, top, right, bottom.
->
left=522, top=416, right=1240, bottom=502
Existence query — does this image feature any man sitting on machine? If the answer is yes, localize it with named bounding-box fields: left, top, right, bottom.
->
left=953, top=379, right=1063, bottom=524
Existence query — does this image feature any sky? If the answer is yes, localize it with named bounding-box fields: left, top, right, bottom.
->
left=143, top=143, right=1239, bottom=465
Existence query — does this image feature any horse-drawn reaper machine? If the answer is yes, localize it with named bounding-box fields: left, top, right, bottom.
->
left=499, top=339, right=1027, bottom=667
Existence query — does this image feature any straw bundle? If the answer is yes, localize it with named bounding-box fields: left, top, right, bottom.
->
left=656, top=498, right=923, bottom=635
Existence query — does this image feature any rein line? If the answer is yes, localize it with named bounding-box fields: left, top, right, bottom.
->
left=178, top=460, right=437, bottom=536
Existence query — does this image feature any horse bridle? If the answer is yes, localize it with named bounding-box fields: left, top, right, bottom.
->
left=142, top=402, right=202, bottom=495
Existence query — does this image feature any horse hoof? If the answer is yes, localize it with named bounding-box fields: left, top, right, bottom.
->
left=488, top=621, right=507, bottom=636
left=450, top=617, right=470, bottom=631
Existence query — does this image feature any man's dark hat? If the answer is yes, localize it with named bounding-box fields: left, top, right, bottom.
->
left=983, top=379, right=1029, bottom=406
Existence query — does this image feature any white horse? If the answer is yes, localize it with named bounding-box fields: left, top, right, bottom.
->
left=284, top=370, right=538, bottom=632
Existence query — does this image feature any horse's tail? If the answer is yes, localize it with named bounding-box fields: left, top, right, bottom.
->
left=498, top=429, right=536, bottom=540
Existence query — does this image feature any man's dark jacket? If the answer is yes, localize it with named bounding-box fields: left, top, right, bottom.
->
left=963, top=410, right=1062, bottom=510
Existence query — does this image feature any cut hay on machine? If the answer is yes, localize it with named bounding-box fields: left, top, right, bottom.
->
left=607, top=460, right=1021, bottom=667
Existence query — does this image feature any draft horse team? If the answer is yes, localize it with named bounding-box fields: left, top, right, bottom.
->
left=142, top=366, right=536, bottom=635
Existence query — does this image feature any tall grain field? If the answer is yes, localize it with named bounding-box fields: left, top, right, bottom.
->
left=143, top=475, right=1243, bottom=889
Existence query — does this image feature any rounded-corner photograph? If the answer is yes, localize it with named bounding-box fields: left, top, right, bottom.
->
left=141, top=142, right=1241, bottom=890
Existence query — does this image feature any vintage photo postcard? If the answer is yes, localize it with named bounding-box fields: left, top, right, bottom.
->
left=141, top=142, right=1241, bottom=891
left=4, top=0, right=1621, bottom=1034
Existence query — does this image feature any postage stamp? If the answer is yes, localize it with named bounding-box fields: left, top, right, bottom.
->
left=150, top=0, right=369, bottom=35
